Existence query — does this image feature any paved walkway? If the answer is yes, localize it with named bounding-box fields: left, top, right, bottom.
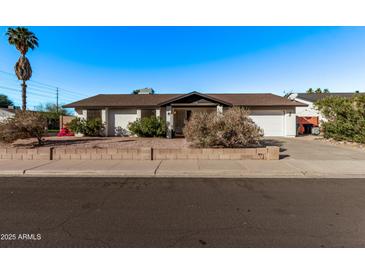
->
left=1, top=159, right=365, bottom=178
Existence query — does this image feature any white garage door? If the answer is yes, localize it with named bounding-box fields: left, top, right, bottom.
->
left=108, top=109, right=138, bottom=136
left=249, top=110, right=284, bottom=137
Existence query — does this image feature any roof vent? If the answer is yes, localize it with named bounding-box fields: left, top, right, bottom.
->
left=133, top=88, right=155, bottom=95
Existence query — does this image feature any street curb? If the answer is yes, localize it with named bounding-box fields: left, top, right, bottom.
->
left=1, top=171, right=365, bottom=178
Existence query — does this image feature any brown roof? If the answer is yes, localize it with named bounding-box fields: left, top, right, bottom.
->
left=63, top=92, right=306, bottom=108
left=208, top=93, right=305, bottom=107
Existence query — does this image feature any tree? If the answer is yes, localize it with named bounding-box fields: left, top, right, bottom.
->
left=315, top=94, right=365, bottom=143
left=306, top=88, right=330, bottom=94
left=0, top=94, right=14, bottom=108
left=35, top=103, right=71, bottom=120
left=6, top=27, right=39, bottom=111
left=0, top=111, right=47, bottom=145
left=35, top=103, right=72, bottom=130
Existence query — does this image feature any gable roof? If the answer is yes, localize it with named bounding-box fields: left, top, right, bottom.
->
left=296, top=92, right=362, bottom=103
left=157, top=91, right=233, bottom=106
left=63, top=92, right=306, bottom=108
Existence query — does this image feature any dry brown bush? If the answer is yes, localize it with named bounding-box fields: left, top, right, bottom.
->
left=183, top=107, right=263, bottom=148
left=0, top=111, right=47, bottom=145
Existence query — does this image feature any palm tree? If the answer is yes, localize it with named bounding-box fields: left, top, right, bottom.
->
left=6, top=27, right=39, bottom=111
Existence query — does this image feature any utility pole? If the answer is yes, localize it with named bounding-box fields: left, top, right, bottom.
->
left=56, top=87, right=59, bottom=114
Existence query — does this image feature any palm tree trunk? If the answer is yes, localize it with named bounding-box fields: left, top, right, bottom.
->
left=21, top=80, right=27, bottom=111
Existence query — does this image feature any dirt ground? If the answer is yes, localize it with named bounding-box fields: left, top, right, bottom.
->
left=1, top=136, right=190, bottom=149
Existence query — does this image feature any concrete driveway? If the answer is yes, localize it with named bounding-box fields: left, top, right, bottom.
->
left=266, top=137, right=365, bottom=160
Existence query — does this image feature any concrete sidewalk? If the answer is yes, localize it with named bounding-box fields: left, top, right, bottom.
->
left=1, top=159, right=365, bottom=178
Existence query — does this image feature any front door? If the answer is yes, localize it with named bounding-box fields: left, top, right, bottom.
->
left=173, top=109, right=185, bottom=135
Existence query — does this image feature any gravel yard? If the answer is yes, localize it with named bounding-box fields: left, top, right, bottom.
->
left=0, top=136, right=190, bottom=149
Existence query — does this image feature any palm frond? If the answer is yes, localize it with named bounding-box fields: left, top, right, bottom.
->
left=6, top=27, right=39, bottom=55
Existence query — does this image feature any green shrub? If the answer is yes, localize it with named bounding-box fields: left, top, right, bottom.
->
left=67, top=117, right=86, bottom=134
left=84, top=118, right=104, bottom=137
left=67, top=117, right=104, bottom=137
left=128, top=116, right=166, bottom=137
left=315, top=94, right=365, bottom=143
left=183, top=107, right=263, bottom=148
left=0, top=111, right=47, bottom=145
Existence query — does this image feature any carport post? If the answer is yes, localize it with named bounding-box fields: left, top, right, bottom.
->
left=166, top=105, right=174, bottom=138
left=102, top=108, right=109, bottom=136
left=82, top=109, right=88, bottom=120
left=137, top=109, right=142, bottom=119
left=217, top=105, right=223, bottom=115
left=156, top=108, right=161, bottom=118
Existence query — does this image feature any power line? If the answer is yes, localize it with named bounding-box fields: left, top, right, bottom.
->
left=0, top=69, right=93, bottom=98
left=0, top=85, right=78, bottom=103
left=0, top=85, right=19, bottom=92
left=56, top=87, right=59, bottom=111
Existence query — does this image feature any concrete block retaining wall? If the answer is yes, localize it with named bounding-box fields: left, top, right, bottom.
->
left=0, top=146, right=279, bottom=160
left=52, top=147, right=152, bottom=160
left=152, top=146, right=279, bottom=160
left=0, top=147, right=52, bottom=160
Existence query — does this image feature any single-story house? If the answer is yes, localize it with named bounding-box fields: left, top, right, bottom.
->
left=0, top=107, right=16, bottom=122
left=63, top=91, right=306, bottom=137
left=288, top=92, right=361, bottom=134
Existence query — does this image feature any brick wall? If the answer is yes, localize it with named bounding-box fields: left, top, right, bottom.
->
left=52, top=147, right=152, bottom=160
left=152, top=146, right=279, bottom=160
left=0, top=146, right=279, bottom=160
left=0, top=147, right=51, bottom=160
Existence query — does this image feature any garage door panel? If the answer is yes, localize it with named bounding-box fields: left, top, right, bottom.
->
left=249, top=110, right=284, bottom=137
left=108, top=109, right=138, bottom=136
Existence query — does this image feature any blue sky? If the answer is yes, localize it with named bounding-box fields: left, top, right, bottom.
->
left=0, top=26, right=365, bottom=109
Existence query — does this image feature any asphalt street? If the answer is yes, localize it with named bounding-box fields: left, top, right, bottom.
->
left=0, top=176, right=364, bottom=247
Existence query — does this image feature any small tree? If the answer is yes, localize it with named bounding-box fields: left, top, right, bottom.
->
left=35, top=103, right=71, bottom=119
left=0, top=111, right=47, bottom=145
left=35, top=103, right=72, bottom=129
left=183, top=108, right=263, bottom=148
left=0, top=94, right=14, bottom=108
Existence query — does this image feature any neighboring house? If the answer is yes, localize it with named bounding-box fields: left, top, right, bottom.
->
left=0, top=107, right=16, bottom=122
left=63, top=91, right=306, bottom=137
left=288, top=92, right=361, bottom=134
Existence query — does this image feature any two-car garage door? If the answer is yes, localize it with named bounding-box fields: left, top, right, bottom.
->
left=249, top=110, right=285, bottom=137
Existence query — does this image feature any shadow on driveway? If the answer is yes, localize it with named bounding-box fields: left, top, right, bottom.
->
left=262, top=139, right=289, bottom=159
